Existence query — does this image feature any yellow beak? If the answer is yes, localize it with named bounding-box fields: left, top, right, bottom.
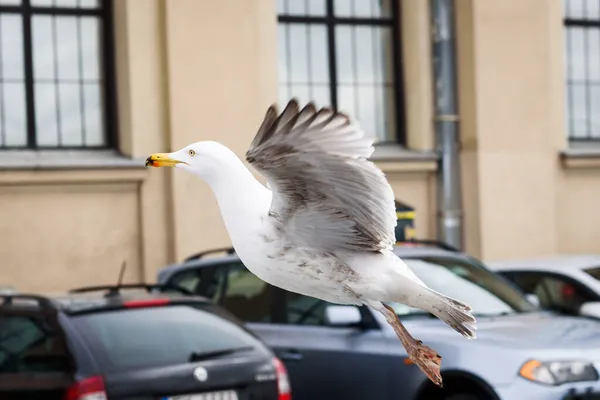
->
left=145, top=153, right=185, bottom=168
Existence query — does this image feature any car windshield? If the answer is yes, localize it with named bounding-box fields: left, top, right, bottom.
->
left=70, top=304, right=263, bottom=373
left=583, top=266, right=600, bottom=281
left=387, top=256, right=537, bottom=317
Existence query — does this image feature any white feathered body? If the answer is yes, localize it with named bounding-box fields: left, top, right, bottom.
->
left=224, top=191, right=427, bottom=307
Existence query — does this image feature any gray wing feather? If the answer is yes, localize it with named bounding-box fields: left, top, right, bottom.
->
left=246, top=99, right=397, bottom=253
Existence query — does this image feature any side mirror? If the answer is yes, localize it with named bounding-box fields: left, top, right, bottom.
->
left=324, top=305, right=363, bottom=327
left=525, top=294, right=541, bottom=308
left=579, top=302, right=600, bottom=319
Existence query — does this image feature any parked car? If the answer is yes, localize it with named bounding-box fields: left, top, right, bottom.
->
left=488, top=255, right=600, bottom=320
left=0, top=283, right=290, bottom=400
left=157, top=241, right=600, bottom=400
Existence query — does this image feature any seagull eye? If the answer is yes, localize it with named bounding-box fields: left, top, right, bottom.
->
left=188, top=149, right=196, bottom=157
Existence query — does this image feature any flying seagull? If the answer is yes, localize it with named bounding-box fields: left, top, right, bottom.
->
left=146, top=99, right=476, bottom=386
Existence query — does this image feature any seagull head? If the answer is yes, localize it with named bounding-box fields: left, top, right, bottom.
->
left=146, top=141, right=240, bottom=181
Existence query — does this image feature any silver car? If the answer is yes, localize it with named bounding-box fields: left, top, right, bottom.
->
left=158, top=243, right=600, bottom=400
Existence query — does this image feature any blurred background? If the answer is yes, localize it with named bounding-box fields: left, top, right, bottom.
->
left=0, top=0, right=595, bottom=294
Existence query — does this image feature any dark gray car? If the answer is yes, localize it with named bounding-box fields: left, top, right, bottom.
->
left=157, top=242, right=600, bottom=400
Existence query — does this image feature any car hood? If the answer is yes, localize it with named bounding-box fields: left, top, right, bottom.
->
left=395, top=312, right=600, bottom=350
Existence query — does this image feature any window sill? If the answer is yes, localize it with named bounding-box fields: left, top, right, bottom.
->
left=0, top=149, right=146, bottom=170
left=370, top=144, right=438, bottom=173
left=560, top=148, right=600, bottom=169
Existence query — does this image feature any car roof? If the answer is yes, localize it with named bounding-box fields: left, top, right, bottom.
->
left=487, top=254, right=600, bottom=273
left=1, top=284, right=211, bottom=315
left=158, top=242, right=472, bottom=279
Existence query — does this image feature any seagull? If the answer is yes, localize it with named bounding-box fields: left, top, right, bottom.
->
left=146, top=99, right=476, bottom=386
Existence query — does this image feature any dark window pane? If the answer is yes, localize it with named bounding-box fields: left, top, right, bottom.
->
left=0, top=316, right=72, bottom=373
left=3, top=82, right=27, bottom=146
left=285, top=292, right=330, bottom=326
left=70, top=305, right=262, bottom=373
left=169, top=266, right=227, bottom=300
left=509, top=273, right=594, bottom=315
left=584, top=266, right=600, bottom=280
left=222, top=264, right=275, bottom=323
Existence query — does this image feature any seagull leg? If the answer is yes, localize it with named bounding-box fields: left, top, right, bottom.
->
left=380, top=303, right=443, bottom=387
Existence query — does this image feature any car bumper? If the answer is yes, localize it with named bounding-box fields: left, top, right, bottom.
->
left=494, top=378, right=600, bottom=400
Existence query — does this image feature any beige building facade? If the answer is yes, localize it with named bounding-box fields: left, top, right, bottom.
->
left=0, top=0, right=598, bottom=292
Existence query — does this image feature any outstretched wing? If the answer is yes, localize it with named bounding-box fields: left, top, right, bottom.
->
left=246, top=99, right=397, bottom=253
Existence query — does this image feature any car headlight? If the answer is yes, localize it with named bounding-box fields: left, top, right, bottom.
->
left=519, top=359, right=599, bottom=385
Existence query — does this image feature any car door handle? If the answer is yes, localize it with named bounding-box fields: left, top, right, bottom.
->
left=278, top=349, right=303, bottom=361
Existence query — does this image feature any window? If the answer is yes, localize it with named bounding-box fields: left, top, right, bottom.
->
left=0, top=0, right=115, bottom=149
left=583, top=265, right=600, bottom=280
left=564, top=0, right=600, bottom=141
left=71, top=305, right=263, bottom=373
left=221, top=263, right=278, bottom=323
left=277, top=0, right=404, bottom=143
left=285, top=292, right=332, bottom=326
left=0, top=315, right=72, bottom=373
left=505, top=271, right=595, bottom=315
left=168, top=265, right=229, bottom=301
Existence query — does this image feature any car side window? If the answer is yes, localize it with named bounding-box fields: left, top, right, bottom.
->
left=0, top=315, right=72, bottom=373
left=284, top=292, right=337, bottom=326
left=508, top=272, right=594, bottom=314
left=168, top=265, right=227, bottom=302
left=221, top=263, right=277, bottom=323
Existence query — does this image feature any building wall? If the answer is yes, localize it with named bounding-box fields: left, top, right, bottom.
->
left=1, top=0, right=599, bottom=292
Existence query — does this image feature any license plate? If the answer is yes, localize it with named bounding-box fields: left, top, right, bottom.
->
left=163, top=391, right=239, bottom=400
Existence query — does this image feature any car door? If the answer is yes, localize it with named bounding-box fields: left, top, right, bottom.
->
left=264, top=291, right=390, bottom=400
left=166, top=262, right=392, bottom=399
left=502, top=271, right=598, bottom=315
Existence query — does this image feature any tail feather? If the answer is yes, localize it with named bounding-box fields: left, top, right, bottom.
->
left=426, top=291, right=477, bottom=339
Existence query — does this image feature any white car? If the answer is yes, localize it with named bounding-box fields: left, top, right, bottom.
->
left=488, top=255, right=600, bottom=320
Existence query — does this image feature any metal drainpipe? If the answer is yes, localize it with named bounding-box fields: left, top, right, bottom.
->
left=430, top=0, right=463, bottom=250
